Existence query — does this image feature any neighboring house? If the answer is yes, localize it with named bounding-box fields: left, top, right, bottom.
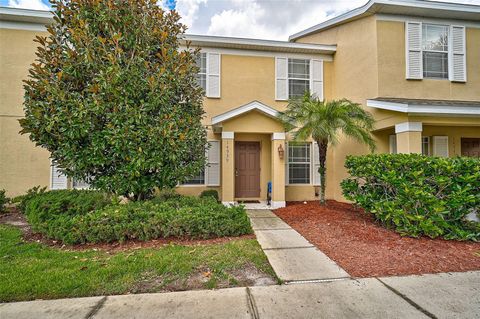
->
left=0, top=0, right=479, bottom=206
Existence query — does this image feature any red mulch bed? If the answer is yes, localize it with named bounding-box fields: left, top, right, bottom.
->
left=275, top=201, right=480, bottom=278
left=0, top=209, right=255, bottom=252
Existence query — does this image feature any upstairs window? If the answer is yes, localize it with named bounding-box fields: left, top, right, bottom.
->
left=422, top=24, right=449, bottom=79
left=406, top=21, right=465, bottom=82
left=288, top=59, right=310, bottom=99
left=196, top=53, right=207, bottom=91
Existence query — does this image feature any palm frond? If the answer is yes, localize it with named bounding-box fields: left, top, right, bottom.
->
left=279, top=92, right=376, bottom=152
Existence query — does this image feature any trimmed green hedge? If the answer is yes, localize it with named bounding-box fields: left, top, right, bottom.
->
left=24, top=191, right=251, bottom=244
left=341, top=154, right=480, bottom=241
left=199, top=189, right=219, bottom=201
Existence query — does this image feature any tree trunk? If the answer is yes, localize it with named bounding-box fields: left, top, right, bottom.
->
left=316, top=139, right=328, bottom=205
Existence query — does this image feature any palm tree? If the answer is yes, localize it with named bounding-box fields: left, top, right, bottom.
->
left=280, top=93, right=376, bottom=205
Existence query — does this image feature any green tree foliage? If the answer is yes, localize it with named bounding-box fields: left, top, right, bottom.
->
left=280, top=93, right=375, bottom=205
left=342, top=154, right=480, bottom=240
left=20, top=0, right=207, bottom=200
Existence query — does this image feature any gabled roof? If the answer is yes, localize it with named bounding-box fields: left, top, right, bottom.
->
left=367, top=98, right=480, bottom=116
left=289, top=0, right=480, bottom=41
left=211, top=101, right=281, bottom=125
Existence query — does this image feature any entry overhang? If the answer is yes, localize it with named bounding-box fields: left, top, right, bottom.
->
left=367, top=98, right=480, bottom=117
left=211, top=100, right=282, bottom=126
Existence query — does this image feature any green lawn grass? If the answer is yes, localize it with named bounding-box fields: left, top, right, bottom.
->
left=0, top=225, right=276, bottom=302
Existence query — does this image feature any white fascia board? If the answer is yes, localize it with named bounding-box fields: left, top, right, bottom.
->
left=395, top=122, right=422, bottom=133
left=211, top=100, right=281, bottom=125
left=0, top=20, right=47, bottom=31
left=367, top=99, right=408, bottom=112
left=221, top=131, right=234, bottom=139
left=367, top=99, right=480, bottom=116
left=272, top=132, right=286, bottom=140
left=0, top=7, right=52, bottom=24
left=183, top=34, right=336, bottom=55
left=288, top=0, right=480, bottom=41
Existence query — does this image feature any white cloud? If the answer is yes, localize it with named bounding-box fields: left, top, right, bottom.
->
left=8, top=0, right=49, bottom=10
left=176, top=0, right=207, bottom=29
left=6, top=0, right=480, bottom=41
left=206, top=0, right=366, bottom=40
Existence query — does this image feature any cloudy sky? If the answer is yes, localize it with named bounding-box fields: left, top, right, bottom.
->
left=2, top=0, right=479, bottom=40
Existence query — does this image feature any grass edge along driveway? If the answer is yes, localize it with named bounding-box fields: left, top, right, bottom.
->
left=0, top=225, right=276, bottom=302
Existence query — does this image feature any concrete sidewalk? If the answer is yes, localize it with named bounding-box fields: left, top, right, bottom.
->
left=1, top=272, right=478, bottom=319
left=247, top=209, right=349, bottom=282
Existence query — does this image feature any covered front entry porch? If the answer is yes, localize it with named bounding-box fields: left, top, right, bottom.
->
left=368, top=98, right=480, bottom=157
left=212, top=101, right=287, bottom=208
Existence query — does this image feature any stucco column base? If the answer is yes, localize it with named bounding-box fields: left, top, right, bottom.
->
left=395, top=122, right=422, bottom=154
left=221, top=132, right=235, bottom=204
left=271, top=133, right=286, bottom=208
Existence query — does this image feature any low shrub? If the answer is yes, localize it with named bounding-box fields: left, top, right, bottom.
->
left=0, top=190, right=8, bottom=213
left=199, top=189, right=219, bottom=201
left=25, top=191, right=251, bottom=244
left=12, top=186, right=47, bottom=213
left=153, top=188, right=181, bottom=202
left=24, top=190, right=113, bottom=235
left=341, top=154, right=480, bottom=241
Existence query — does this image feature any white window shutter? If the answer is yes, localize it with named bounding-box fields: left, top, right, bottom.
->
left=206, top=141, right=220, bottom=186
left=312, top=142, right=321, bottom=185
left=450, top=25, right=466, bottom=82
left=405, top=21, right=423, bottom=80
left=389, top=135, right=397, bottom=154
left=433, top=136, right=449, bottom=158
left=206, top=53, right=220, bottom=98
left=275, top=57, right=288, bottom=100
left=310, top=59, right=324, bottom=100
left=51, top=162, right=67, bottom=190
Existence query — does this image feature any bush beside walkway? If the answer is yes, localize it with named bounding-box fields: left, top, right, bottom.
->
left=22, top=190, right=251, bottom=245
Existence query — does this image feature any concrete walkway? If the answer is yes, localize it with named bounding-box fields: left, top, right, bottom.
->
left=247, top=209, right=349, bottom=282
left=1, top=271, right=478, bottom=319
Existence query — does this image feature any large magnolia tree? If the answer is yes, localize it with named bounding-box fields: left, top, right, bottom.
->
left=20, top=0, right=207, bottom=200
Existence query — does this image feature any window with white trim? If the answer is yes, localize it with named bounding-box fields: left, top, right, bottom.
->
left=181, top=141, right=220, bottom=186
left=389, top=135, right=397, bottom=154
left=288, top=59, right=310, bottom=99
left=422, top=136, right=430, bottom=156
left=196, top=52, right=207, bottom=91
left=422, top=24, right=449, bottom=79
left=183, top=169, right=205, bottom=185
left=73, top=178, right=90, bottom=189
left=288, top=142, right=311, bottom=184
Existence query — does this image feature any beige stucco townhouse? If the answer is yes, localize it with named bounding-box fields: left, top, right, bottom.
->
left=1, top=0, right=479, bottom=207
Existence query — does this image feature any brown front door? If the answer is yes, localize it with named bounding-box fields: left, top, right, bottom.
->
left=461, top=138, right=480, bottom=158
left=235, top=142, right=260, bottom=198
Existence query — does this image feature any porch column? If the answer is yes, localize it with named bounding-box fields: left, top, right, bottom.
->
left=271, top=133, right=286, bottom=208
left=221, top=131, right=235, bottom=205
left=395, top=122, right=422, bottom=154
